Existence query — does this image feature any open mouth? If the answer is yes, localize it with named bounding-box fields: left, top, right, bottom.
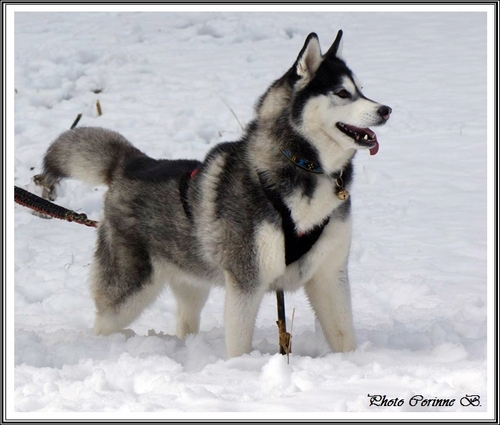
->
left=336, top=122, right=379, bottom=155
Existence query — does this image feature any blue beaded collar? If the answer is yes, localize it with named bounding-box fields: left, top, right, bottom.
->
left=280, top=148, right=323, bottom=174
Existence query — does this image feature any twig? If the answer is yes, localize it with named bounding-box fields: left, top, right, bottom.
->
left=70, top=113, right=82, bottom=129
left=287, top=308, right=295, bottom=364
left=220, top=97, right=244, bottom=131
left=96, top=100, right=102, bottom=116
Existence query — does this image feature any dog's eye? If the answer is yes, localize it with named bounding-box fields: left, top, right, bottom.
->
left=335, top=89, right=351, bottom=99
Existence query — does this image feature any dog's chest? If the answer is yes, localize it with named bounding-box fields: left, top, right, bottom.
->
left=285, top=177, right=344, bottom=234
left=255, top=208, right=352, bottom=291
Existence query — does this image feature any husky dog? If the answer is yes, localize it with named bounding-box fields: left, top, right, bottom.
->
left=36, top=31, right=391, bottom=357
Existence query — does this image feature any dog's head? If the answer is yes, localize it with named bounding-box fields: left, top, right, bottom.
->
left=289, top=31, right=391, bottom=158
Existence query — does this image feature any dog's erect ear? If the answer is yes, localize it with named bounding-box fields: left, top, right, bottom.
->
left=294, top=32, right=322, bottom=83
left=324, top=30, right=344, bottom=60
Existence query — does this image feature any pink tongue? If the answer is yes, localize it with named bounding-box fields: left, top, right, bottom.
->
left=354, top=126, right=378, bottom=155
left=369, top=141, right=379, bottom=156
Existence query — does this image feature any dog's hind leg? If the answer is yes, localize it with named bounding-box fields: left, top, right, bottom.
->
left=91, top=225, right=164, bottom=336
left=169, top=280, right=210, bottom=338
left=93, top=286, right=164, bottom=336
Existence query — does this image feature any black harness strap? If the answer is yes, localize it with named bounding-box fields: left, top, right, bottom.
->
left=178, top=171, right=195, bottom=222
left=178, top=168, right=200, bottom=223
left=258, top=175, right=329, bottom=266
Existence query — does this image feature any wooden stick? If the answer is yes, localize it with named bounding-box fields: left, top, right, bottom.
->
left=70, top=113, right=82, bottom=129
left=96, top=100, right=102, bottom=116
left=276, top=290, right=291, bottom=356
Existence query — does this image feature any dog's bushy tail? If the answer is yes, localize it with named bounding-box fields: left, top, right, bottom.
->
left=36, top=127, right=145, bottom=195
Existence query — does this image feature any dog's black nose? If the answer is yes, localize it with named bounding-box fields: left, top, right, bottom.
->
left=378, top=105, right=392, bottom=121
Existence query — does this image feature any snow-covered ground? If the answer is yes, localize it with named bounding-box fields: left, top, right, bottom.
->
left=7, top=5, right=494, bottom=421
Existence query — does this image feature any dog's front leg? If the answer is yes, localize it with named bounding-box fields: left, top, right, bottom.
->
left=223, top=270, right=266, bottom=357
left=304, top=262, right=356, bottom=353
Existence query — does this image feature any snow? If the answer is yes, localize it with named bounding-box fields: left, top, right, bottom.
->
left=7, top=5, right=493, bottom=421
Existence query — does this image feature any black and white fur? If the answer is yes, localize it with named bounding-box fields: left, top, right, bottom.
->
left=35, top=31, right=391, bottom=357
